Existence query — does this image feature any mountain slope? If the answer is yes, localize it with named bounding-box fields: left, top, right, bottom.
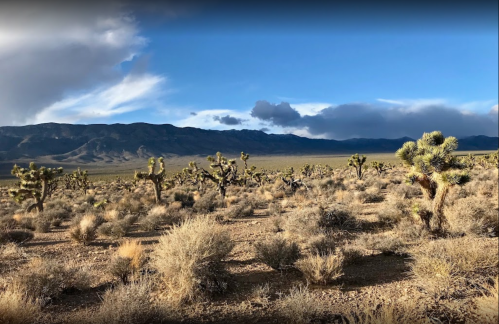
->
left=0, top=123, right=497, bottom=163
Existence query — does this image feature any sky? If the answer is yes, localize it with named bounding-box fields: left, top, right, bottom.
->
left=0, top=0, right=497, bottom=140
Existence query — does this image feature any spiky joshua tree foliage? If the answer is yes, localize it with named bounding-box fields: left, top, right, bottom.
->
left=203, top=152, right=239, bottom=202
left=63, top=168, right=90, bottom=194
left=396, top=131, right=470, bottom=231
left=134, top=157, right=167, bottom=204
left=371, top=161, right=389, bottom=176
left=9, top=162, right=63, bottom=212
left=348, top=154, right=367, bottom=179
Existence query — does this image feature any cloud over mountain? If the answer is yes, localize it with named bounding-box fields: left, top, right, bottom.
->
left=250, top=100, right=498, bottom=140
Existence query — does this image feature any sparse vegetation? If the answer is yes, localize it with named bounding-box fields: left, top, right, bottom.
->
left=0, top=144, right=496, bottom=323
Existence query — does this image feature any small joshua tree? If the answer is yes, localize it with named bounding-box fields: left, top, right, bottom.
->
left=281, top=167, right=306, bottom=191
left=300, top=163, right=313, bottom=178
left=396, top=131, right=470, bottom=231
left=134, top=157, right=167, bottom=204
left=371, top=161, right=389, bottom=176
left=204, top=152, right=239, bottom=202
left=348, top=154, right=367, bottom=180
left=459, top=153, right=476, bottom=170
left=63, top=168, right=90, bottom=194
left=9, top=162, right=63, bottom=212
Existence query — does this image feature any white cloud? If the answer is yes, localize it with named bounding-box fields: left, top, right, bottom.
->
left=31, top=74, right=165, bottom=124
left=0, top=1, right=155, bottom=125
left=290, top=102, right=333, bottom=116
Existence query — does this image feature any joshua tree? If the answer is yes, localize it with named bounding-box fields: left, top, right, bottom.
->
left=488, top=150, right=498, bottom=168
left=459, top=153, right=476, bottom=170
left=134, top=157, right=167, bottom=204
left=300, top=163, right=314, bottom=178
left=313, top=164, right=333, bottom=179
left=184, top=161, right=207, bottom=192
left=203, top=152, right=239, bottom=202
left=63, top=168, right=90, bottom=194
left=348, top=154, right=367, bottom=180
left=371, top=161, right=389, bottom=176
left=240, top=152, right=250, bottom=170
left=396, top=131, right=470, bottom=231
left=9, top=162, right=63, bottom=212
left=281, top=167, right=307, bottom=191
left=245, top=165, right=268, bottom=186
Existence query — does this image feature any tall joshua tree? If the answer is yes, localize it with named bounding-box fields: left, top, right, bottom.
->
left=204, top=152, right=239, bottom=202
left=348, top=154, right=367, bottom=179
left=134, top=157, right=167, bottom=204
left=396, top=131, right=470, bottom=231
left=9, top=162, right=63, bottom=212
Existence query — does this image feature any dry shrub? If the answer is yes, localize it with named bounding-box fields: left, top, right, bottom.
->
left=306, top=234, right=337, bottom=256
left=341, top=244, right=365, bottom=265
left=139, top=214, right=161, bottom=232
left=225, top=202, right=254, bottom=219
left=98, top=215, right=135, bottom=239
left=355, top=187, right=384, bottom=203
left=12, top=258, right=91, bottom=300
left=255, top=236, right=301, bottom=271
left=445, top=196, right=498, bottom=237
left=110, top=240, right=145, bottom=284
left=169, top=191, right=195, bottom=208
left=152, top=216, right=234, bottom=305
left=391, top=183, right=422, bottom=199
left=193, top=191, right=218, bottom=213
left=92, top=280, right=157, bottom=324
left=104, top=209, right=121, bottom=222
left=13, top=213, right=51, bottom=233
left=0, top=230, right=33, bottom=244
left=342, top=298, right=429, bottom=324
left=278, top=285, right=321, bottom=324
left=359, top=234, right=405, bottom=255
left=410, top=237, right=499, bottom=299
left=296, top=251, right=344, bottom=285
left=469, top=277, right=498, bottom=324
left=377, top=195, right=412, bottom=227
left=0, top=288, right=42, bottom=324
left=394, top=218, right=429, bottom=243
left=0, top=243, right=25, bottom=260
left=69, top=214, right=101, bottom=245
left=334, top=190, right=355, bottom=204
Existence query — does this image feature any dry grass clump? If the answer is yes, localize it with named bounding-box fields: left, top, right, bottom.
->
left=410, top=237, right=499, bottom=299
left=355, top=187, right=384, bottom=203
left=469, top=277, right=498, bottom=324
left=193, top=191, right=218, bottom=213
left=70, top=213, right=101, bottom=245
left=376, top=195, right=412, bottom=227
left=0, top=230, right=33, bottom=244
left=12, top=258, right=91, bottom=300
left=169, top=190, right=195, bottom=208
left=393, top=218, right=429, bottom=243
left=445, top=196, right=498, bottom=237
left=91, top=280, right=157, bottom=324
left=225, top=202, right=254, bottom=219
left=0, top=288, right=42, bottom=324
left=278, top=285, right=321, bottom=324
left=255, top=236, right=301, bottom=271
left=110, top=240, right=145, bottom=284
left=98, top=215, right=136, bottom=239
left=390, top=183, right=422, bottom=199
left=0, top=243, right=26, bottom=260
left=13, top=213, right=51, bottom=233
left=152, top=216, right=234, bottom=305
left=103, top=209, right=121, bottom=222
left=306, top=234, right=337, bottom=255
left=359, top=233, right=406, bottom=255
left=342, top=298, right=429, bottom=324
left=296, top=251, right=344, bottom=285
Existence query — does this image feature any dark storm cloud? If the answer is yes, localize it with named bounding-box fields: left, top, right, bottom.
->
left=250, top=101, right=301, bottom=127
left=250, top=100, right=498, bottom=140
left=213, top=115, right=244, bottom=125
left=259, top=127, right=270, bottom=132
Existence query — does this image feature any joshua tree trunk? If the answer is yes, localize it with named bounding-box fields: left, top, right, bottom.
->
left=27, top=179, right=47, bottom=212
left=152, top=181, right=161, bottom=204
left=432, top=184, right=450, bottom=232
left=418, top=177, right=436, bottom=200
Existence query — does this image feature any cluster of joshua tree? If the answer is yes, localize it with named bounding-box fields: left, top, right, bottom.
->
left=8, top=132, right=499, bottom=233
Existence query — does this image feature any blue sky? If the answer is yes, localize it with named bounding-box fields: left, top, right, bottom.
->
left=0, top=0, right=497, bottom=139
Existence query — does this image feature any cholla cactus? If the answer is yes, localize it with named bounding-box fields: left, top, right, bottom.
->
left=396, top=131, right=470, bottom=231
left=371, top=161, right=389, bottom=176
left=348, top=154, right=367, bottom=179
left=9, top=162, right=63, bottom=212
left=134, top=157, right=167, bottom=204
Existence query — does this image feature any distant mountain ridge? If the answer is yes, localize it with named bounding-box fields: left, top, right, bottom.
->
left=0, top=123, right=497, bottom=163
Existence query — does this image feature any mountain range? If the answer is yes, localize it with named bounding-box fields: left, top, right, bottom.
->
left=0, top=123, right=497, bottom=163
